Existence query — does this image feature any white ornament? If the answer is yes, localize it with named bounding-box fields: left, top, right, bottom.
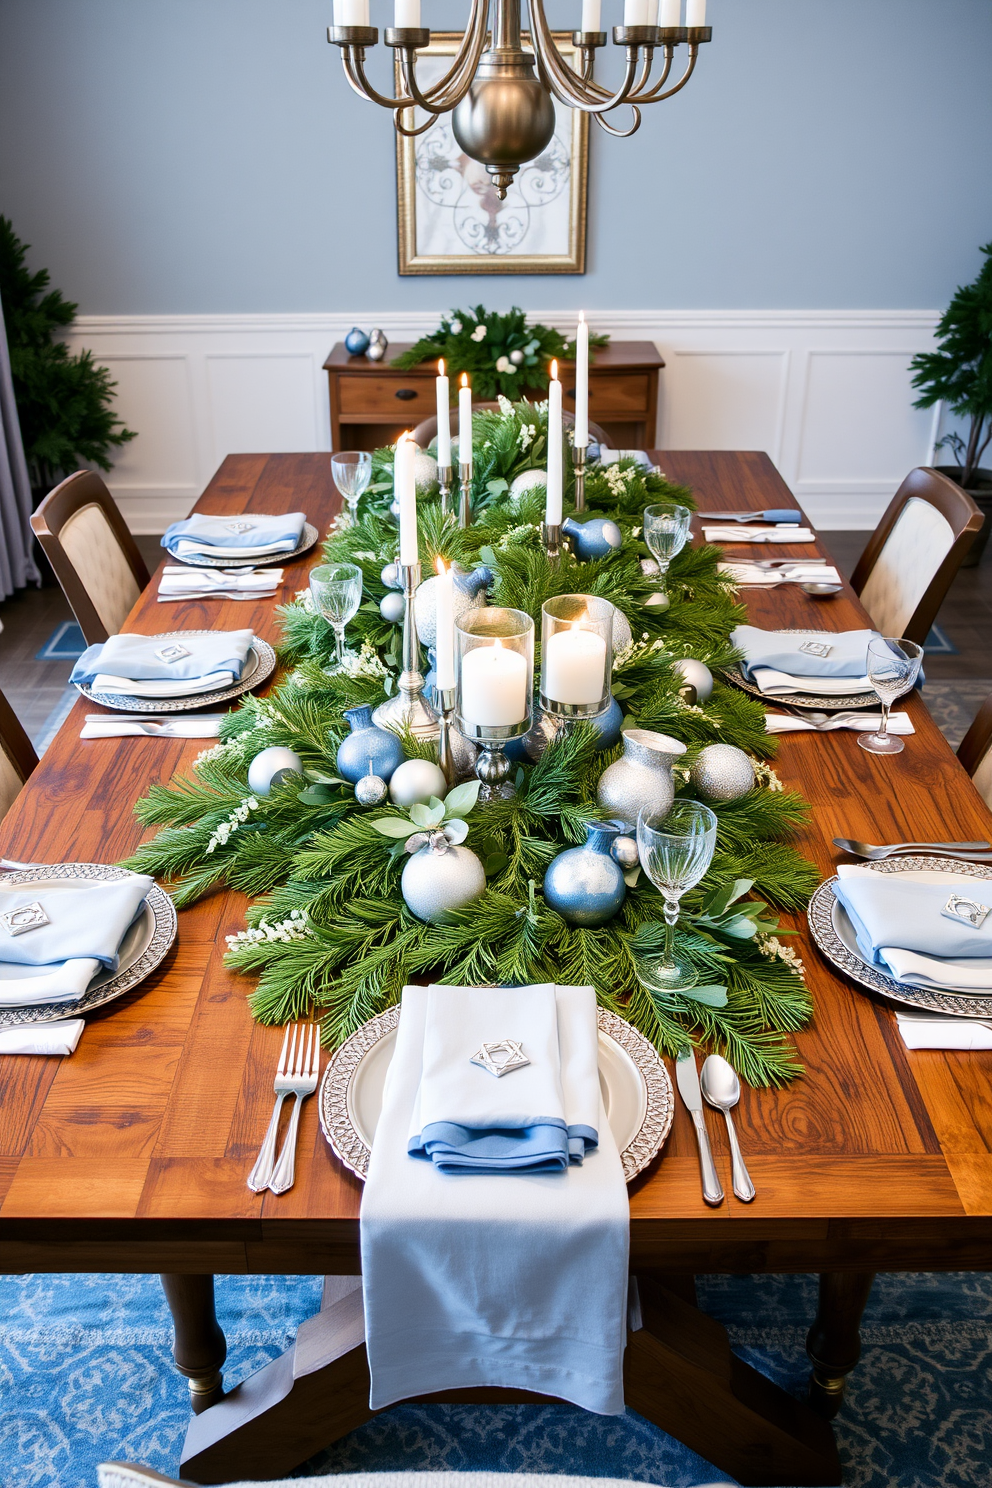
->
left=690, top=743, right=755, bottom=803
left=509, top=468, right=548, bottom=504
left=380, top=591, right=405, bottom=623
left=412, top=450, right=438, bottom=495
left=414, top=566, right=488, bottom=647
left=401, top=840, right=486, bottom=924
left=509, top=349, right=525, bottom=365
left=247, top=746, right=303, bottom=797
left=388, top=758, right=448, bottom=807
left=611, top=605, right=632, bottom=652
left=673, top=657, right=714, bottom=701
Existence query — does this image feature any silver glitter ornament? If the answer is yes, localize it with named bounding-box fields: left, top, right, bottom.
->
left=355, top=769, right=388, bottom=806
left=415, top=564, right=491, bottom=647
left=413, top=451, right=438, bottom=494
left=401, top=836, right=486, bottom=923
left=672, top=657, right=714, bottom=702
left=380, top=562, right=403, bottom=590
left=610, top=834, right=639, bottom=870
left=509, top=468, right=547, bottom=504
left=611, top=605, right=632, bottom=653
left=246, top=746, right=303, bottom=797
left=367, top=328, right=388, bottom=361
left=379, top=591, right=405, bottom=624
left=690, top=743, right=755, bottom=802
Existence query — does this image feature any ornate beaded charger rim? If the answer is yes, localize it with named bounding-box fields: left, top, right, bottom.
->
left=0, top=863, right=177, bottom=1028
left=175, top=522, right=320, bottom=568
left=319, top=1003, right=675, bottom=1184
left=724, top=629, right=877, bottom=711
left=73, top=633, right=276, bottom=714
left=808, top=855, right=992, bottom=1016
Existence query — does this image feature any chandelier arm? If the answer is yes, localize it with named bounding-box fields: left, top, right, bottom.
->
left=342, top=49, right=415, bottom=110
left=530, top=3, right=639, bottom=114
left=398, top=50, right=469, bottom=116
left=593, top=104, right=643, bottom=138
left=411, top=0, right=491, bottom=108
left=629, top=44, right=670, bottom=98
left=629, top=42, right=699, bottom=104
left=393, top=106, right=441, bottom=137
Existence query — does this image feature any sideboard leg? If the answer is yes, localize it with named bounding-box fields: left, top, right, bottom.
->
left=806, top=1271, right=876, bottom=1419
left=160, top=1273, right=227, bottom=1414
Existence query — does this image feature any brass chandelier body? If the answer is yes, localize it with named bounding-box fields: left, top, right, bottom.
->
left=327, top=0, right=712, bottom=198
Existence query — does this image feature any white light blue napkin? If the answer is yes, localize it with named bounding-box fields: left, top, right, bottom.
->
left=896, top=1009, right=992, bottom=1050
left=162, top=512, right=306, bottom=558
left=732, top=625, right=880, bottom=681
left=361, top=983, right=629, bottom=1415
left=71, top=630, right=254, bottom=689
left=0, top=874, right=153, bottom=1006
left=408, top=984, right=598, bottom=1173
left=0, top=1019, right=85, bottom=1055
left=835, top=863, right=992, bottom=989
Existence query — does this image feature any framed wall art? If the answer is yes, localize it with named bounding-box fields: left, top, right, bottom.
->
left=395, top=33, right=588, bottom=276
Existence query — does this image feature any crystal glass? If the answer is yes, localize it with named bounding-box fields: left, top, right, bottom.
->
left=455, top=607, right=534, bottom=801
left=331, top=450, right=372, bottom=526
left=635, top=800, right=718, bottom=993
left=310, top=562, right=363, bottom=671
left=540, top=594, right=613, bottom=719
left=643, top=504, right=692, bottom=603
left=858, top=636, right=923, bottom=755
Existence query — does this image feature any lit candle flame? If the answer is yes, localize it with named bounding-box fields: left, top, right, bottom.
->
left=550, top=359, right=558, bottom=381
left=461, top=372, right=469, bottom=388
left=435, top=556, right=448, bottom=577
left=438, top=358, right=445, bottom=376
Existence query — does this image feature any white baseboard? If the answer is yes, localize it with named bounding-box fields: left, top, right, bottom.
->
left=65, top=308, right=941, bottom=533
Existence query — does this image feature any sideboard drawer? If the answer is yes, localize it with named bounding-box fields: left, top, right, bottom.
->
left=338, top=375, right=437, bottom=416
left=583, top=373, right=651, bottom=416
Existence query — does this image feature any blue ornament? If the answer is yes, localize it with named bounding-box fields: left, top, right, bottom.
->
left=345, top=327, right=370, bottom=356
left=543, top=821, right=627, bottom=927
left=589, top=696, right=624, bottom=751
left=335, top=704, right=405, bottom=784
left=562, top=516, right=623, bottom=563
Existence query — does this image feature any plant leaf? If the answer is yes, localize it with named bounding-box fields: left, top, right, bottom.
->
left=443, top=779, right=481, bottom=817
left=372, top=817, right=418, bottom=838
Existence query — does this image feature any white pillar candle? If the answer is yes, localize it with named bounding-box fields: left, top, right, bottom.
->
left=686, top=0, right=706, bottom=24
left=435, top=359, right=451, bottom=468
left=573, top=313, right=589, bottom=448
left=396, top=434, right=419, bottom=566
left=544, top=623, right=607, bottom=706
left=581, top=0, right=602, bottom=31
left=546, top=361, right=563, bottom=527
left=624, top=0, right=651, bottom=24
left=460, top=640, right=528, bottom=727
left=435, top=560, right=455, bottom=691
left=659, top=0, right=680, bottom=25
left=335, top=0, right=369, bottom=25
left=394, top=0, right=421, bottom=26
left=458, top=373, right=473, bottom=470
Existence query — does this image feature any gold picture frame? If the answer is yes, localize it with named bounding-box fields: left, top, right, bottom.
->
left=396, top=33, right=588, bottom=276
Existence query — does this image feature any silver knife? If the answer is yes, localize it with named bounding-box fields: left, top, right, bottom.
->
left=675, top=1045, right=724, bottom=1205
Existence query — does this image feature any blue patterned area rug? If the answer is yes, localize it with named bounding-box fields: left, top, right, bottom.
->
left=0, top=1270, right=989, bottom=1488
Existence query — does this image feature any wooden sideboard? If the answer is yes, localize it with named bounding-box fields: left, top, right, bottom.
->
left=323, top=340, right=664, bottom=453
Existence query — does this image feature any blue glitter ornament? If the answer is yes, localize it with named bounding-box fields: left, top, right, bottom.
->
left=335, top=704, right=405, bottom=784
left=589, top=696, right=624, bottom=750
left=543, top=821, right=627, bottom=927
left=562, top=516, right=623, bottom=562
left=345, top=327, right=370, bottom=356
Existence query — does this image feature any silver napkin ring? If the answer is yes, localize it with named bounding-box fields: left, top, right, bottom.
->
left=798, top=639, right=832, bottom=658
left=0, top=901, right=50, bottom=937
left=226, top=521, right=256, bottom=534
left=471, top=1040, right=529, bottom=1077
left=941, top=893, right=990, bottom=929
left=155, top=643, right=192, bottom=664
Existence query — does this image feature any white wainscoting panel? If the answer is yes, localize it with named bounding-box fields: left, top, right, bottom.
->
left=67, top=309, right=940, bottom=532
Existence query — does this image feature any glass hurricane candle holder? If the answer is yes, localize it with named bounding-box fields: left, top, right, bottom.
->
left=455, top=607, right=534, bottom=800
left=540, top=594, right=613, bottom=720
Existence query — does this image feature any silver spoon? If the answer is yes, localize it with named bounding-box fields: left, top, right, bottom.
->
left=800, top=581, right=843, bottom=597
left=833, top=836, right=991, bottom=859
left=700, top=1055, right=755, bottom=1203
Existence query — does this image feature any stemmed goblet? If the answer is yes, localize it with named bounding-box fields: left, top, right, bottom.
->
left=635, top=800, right=718, bottom=994
left=858, top=636, right=923, bottom=755
left=309, top=562, right=363, bottom=672
left=331, top=450, right=372, bottom=527
left=643, top=504, right=692, bottom=607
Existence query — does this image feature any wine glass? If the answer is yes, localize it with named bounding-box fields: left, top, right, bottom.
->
left=643, top=504, right=692, bottom=604
left=310, top=563, right=363, bottom=671
left=331, top=450, right=372, bottom=526
left=858, top=636, right=923, bottom=755
left=635, top=800, right=718, bottom=993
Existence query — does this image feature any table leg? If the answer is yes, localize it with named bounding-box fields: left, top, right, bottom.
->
left=806, top=1271, right=876, bottom=1419
left=160, top=1274, right=227, bottom=1414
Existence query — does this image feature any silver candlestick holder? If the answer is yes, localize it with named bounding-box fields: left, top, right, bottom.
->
left=434, top=684, right=457, bottom=787
left=455, top=606, right=535, bottom=801
left=437, top=463, right=454, bottom=520
left=542, top=521, right=562, bottom=562
left=458, top=461, right=473, bottom=529
left=372, top=561, right=440, bottom=740
left=462, top=722, right=528, bottom=801
left=572, top=442, right=587, bottom=513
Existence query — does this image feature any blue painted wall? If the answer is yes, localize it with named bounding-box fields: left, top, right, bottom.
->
left=0, top=0, right=989, bottom=314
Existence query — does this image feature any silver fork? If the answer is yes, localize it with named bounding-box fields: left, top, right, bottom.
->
left=833, top=836, right=992, bottom=860
left=267, top=1024, right=321, bottom=1194
left=246, top=1024, right=311, bottom=1193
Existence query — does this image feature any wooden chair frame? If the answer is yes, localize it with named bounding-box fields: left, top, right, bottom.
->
left=410, top=403, right=611, bottom=450
left=31, top=471, right=150, bottom=645
left=850, top=466, right=982, bottom=646
left=957, top=692, right=992, bottom=779
left=0, top=686, right=38, bottom=786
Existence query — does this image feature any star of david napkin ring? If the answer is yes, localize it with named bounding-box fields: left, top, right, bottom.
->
left=471, top=1039, right=529, bottom=1077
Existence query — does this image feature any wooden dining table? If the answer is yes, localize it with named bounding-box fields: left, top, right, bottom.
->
left=1, top=450, right=990, bottom=1487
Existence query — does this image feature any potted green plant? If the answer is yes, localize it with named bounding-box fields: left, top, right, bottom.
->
left=910, top=241, right=992, bottom=564
left=0, top=216, right=135, bottom=505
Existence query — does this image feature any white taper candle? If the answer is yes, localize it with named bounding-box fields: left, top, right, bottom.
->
left=574, top=313, right=589, bottom=448
left=394, top=0, right=421, bottom=26
left=659, top=0, right=680, bottom=25
left=435, top=560, right=455, bottom=691
left=686, top=0, right=706, bottom=24
left=435, top=359, right=451, bottom=468
left=396, top=434, right=419, bottom=566
left=458, top=373, right=473, bottom=470
left=581, top=0, right=602, bottom=31
left=546, top=361, right=563, bottom=527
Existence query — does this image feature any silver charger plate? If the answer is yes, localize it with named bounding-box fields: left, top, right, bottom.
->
left=808, top=855, right=992, bottom=1016
left=74, top=632, right=276, bottom=714
left=0, top=863, right=177, bottom=1027
left=319, top=1004, right=675, bottom=1184
left=725, top=629, right=877, bottom=711
left=174, top=522, right=320, bottom=569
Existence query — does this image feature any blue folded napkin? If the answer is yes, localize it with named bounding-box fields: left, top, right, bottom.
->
left=731, top=624, right=880, bottom=681
left=0, top=874, right=154, bottom=970
left=71, top=630, right=255, bottom=688
left=162, top=512, right=306, bottom=558
left=834, top=869, right=992, bottom=968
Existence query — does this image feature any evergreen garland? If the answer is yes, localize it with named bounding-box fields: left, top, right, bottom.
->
left=127, top=399, right=818, bottom=1086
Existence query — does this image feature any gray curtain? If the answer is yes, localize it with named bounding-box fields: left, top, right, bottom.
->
left=0, top=289, right=41, bottom=597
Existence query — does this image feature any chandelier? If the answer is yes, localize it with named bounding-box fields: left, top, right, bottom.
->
left=327, top=0, right=712, bottom=198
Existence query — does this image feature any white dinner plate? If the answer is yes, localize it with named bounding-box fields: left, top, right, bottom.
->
left=175, top=522, right=320, bottom=568
left=808, top=856, right=992, bottom=1017
left=0, top=864, right=177, bottom=1027
left=319, top=1004, right=675, bottom=1184
left=725, top=629, right=878, bottom=711
left=73, top=632, right=276, bottom=713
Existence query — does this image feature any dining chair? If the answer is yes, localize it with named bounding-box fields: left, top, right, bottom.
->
left=957, top=692, right=992, bottom=811
left=31, top=470, right=151, bottom=645
left=410, top=402, right=612, bottom=450
left=98, top=1466, right=735, bottom=1488
left=0, top=685, right=38, bottom=823
left=850, top=466, right=982, bottom=646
